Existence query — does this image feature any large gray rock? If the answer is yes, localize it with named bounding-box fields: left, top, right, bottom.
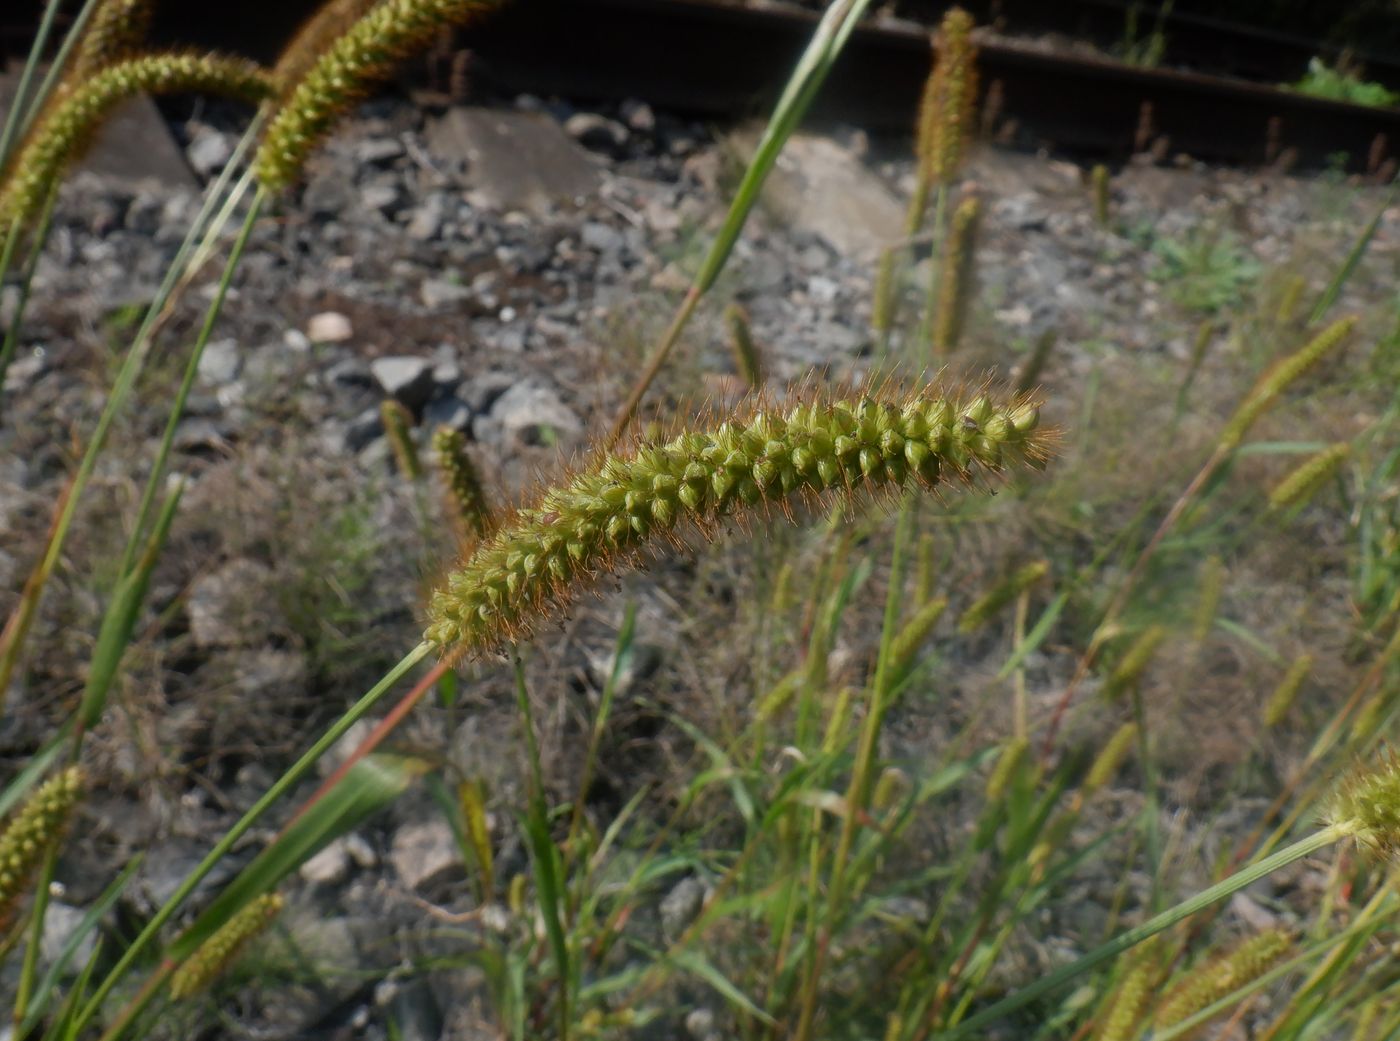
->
left=425, top=108, right=601, bottom=216
left=186, top=559, right=275, bottom=648
left=479, top=380, right=581, bottom=446
left=371, top=356, right=435, bottom=409
left=733, top=129, right=904, bottom=260
left=390, top=820, right=462, bottom=893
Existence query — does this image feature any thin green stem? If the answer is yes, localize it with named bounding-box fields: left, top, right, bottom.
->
left=72, top=643, right=432, bottom=1036
left=0, top=0, right=65, bottom=168
left=0, top=196, right=49, bottom=408
left=118, top=186, right=265, bottom=577
left=791, top=499, right=914, bottom=1041
left=931, top=823, right=1350, bottom=1040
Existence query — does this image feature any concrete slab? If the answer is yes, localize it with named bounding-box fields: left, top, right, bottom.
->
left=734, top=128, right=906, bottom=261
left=0, top=70, right=196, bottom=190
left=424, top=107, right=600, bottom=216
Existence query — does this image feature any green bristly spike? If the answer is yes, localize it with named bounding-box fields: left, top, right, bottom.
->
left=0, top=767, right=83, bottom=930
left=425, top=382, right=1050, bottom=656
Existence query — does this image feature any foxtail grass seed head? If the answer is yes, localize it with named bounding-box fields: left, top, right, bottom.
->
left=169, top=892, right=283, bottom=999
left=1268, top=442, right=1350, bottom=513
left=425, top=383, right=1049, bottom=656
left=916, top=7, right=978, bottom=190
left=1192, top=554, right=1224, bottom=644
left=1330, top=750, right=1400, bottom=860
left=1217, top=316, right=1357, bottom=452
left=1153, top=929, right=1293, bottom=1032
left=891, top=596, right=949, bottom=672
left=0, top=767, right=82, bottom=930
left=1276, top=273, right=1307, bottom=327
left=872, top=247, right=899, bottom=338
left=957, top=559, right=1048, bottom=634
left=273, top=0, right=380, bottom=93
left=724, top=303, right=763, bottom=387
left=872, top=766, right=910, bottom=811
left=932, top=193, right=981, bottom=356
left=1014, top=328, right=1057, bottom=395
left=1090, top=163, right=1111, bottom=227
left=1264, top=654, right=1312, bottom=728
left=381, top=399, right=421, bottom=480
left=1094, top=960, right=1153, bottom=1041
left=1102, top=625, right=1167, bottom=701
left=256, top=0, right=496, bottom=190
left=985, top=736, right=1029, bottom=801
left=433, top=425, right=492, bottom=539
left=74, top=0, right=155, bottom=77
left=0, top=54, right=273, bottom=240
left=1084, top=722, right=1138, bottom=796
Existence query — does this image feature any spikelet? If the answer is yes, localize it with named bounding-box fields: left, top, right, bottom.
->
left=0, top=767, right=83, bottom=931
left=169, top=892, right=284, bottom=999
left=255, top=0, right=497, bottom=190
left=1091, top=164, right=1111, bottom=228
left=957, top=559, right=1048, bottom=634
left=1084, top=722, right=1138, bottom=796
left=433, top=425, right=492, bottom=539
left=73, top=0, right=155, bottom=77
left=1014, top=328, right=1057, bottom=395
left=1330, top=749, right=1400, bottom=858
left=0, top=53, right=273, bottom=240
left=916, top=8, right=979, bottom=192
left=425, top=382, right=1048, bottom=655
left=1101, top=625, right=1166, bottom=701
left=1263, top=654, right=1312, bottom=728
left=1094, top=959, right=1153, bottom=1041
left=1216, top=317, right=1356, bottom=452
left=985, top=736, right=1029, bottom=801
left=380, top=399, right=421, bottom=479
left=1268, top=442, right=1350, bottom=513
left=932, top=193, right=981, bottom=356
left=891, top=596, right=949, bottom=672
left=1192, top=555, right=1224, bottom=643
left=1153, top=929, right=1293, bottom=1033
left=872, top=247, right=899, bottom=340
left=1276, top=273, right=1307, bottom=327
left=724, top=303, right=763, bottom=387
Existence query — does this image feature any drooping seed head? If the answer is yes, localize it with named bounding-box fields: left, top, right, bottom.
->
left=433, top=425, right=493, bottom=540
left=0, top=53, right=273, bottom=242
left=1330, top=750, right=1400, bottom=860
left=1094, top=958, right=1153, bottom=1041
left=957, top=558, right=1048, bottom=634
left=1153, top=929, right=1293, bottom=1031
left=74, top=0, right=155, bottom=78
left=1083, top=722, right=1138, bottom=796
left=932, top=192, right=981, bottom=356
left=916, top=7, right=979, bottom=190
left=1268, top=442, right=1350, bottom=513
left=169, top=892, right=284, bottom=999
left=1101, top=624, right=1167, bottom=702
left=381, top=399, right=421, bottom=480
left=425, top=382, right=1050, bottom=657
left=1090, top=163, right=1111, bottom=227
left=1191, top=555, right=1225, bottom=644
left=724, top=303, right=763, bottom=387
left=1217, top=317, right=1357, bottom=452
left=1263, top=653, right=1312, bottom=728
left=255, top=0, right=499, bottom=191
left=891, top=595, right=949, bottom=673
left=0, top=767, right=83, bottom=930
left=985, top=736, right=1029, bottom=801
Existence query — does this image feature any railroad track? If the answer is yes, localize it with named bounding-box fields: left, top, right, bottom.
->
left=464, top=0, right=1400, bottom=171
left=5, top=0, right=1400, bottom=172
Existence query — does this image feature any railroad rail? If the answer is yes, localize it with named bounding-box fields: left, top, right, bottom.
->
left=4, top=0, right=1400, bottom=172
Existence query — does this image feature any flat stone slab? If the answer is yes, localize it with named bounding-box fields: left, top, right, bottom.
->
left=734, top=128, right=905, bottom=260
left=425, top=107, right=601, bottom=215
left=0, top=69, right=196, bottom=190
